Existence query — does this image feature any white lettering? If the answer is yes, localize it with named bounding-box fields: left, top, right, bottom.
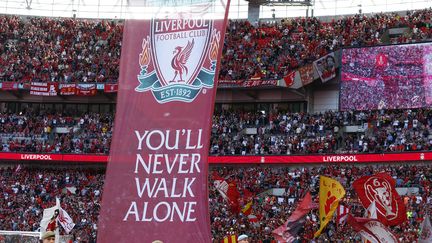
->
left=146, top=130, right=165, bottom=150
left=135, top=177, right=158, bottom=198
left=323, top=155, right=358, bottom=162
left=182, top=178, right=195, bottom=197
left=123, top=201, right=139, bottom=221
left=135, top=154, right=150, bottom=174
left=135, top=130, right=149, bottom=150
left=165, top=130, right=180, bottom=150
left=186, top=202, right=197, bottom=222
left=154, top=202, right=170, bottom=222
left=136, top=201, right=197, bottom=222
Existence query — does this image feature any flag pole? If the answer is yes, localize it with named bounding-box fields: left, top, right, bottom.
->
left=55, top=197, right=60, bottom=243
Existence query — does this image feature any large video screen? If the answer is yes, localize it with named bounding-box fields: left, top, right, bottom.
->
left=340, top=42, right=432, bottom=110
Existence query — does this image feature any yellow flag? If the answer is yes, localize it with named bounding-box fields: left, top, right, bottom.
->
left=314, top=176, right=346, bottom=238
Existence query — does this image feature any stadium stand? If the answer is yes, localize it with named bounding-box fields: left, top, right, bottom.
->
left=0, top=9, right=432, bottom=83
left=0, top=16, right=122, bottom=83
left=0, top=112, right=113, bottom=154
left=0, top=164, right=430, bottom=242
left=0, top=166, right=104, bottom=242
left=1, top=108, right=432, bottom=155
left=210, top=164, right=432, bottom=242
left=1, top=5, right=432, bottom=243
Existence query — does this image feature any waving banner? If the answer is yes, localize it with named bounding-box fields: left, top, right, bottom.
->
left=353, top=173, right=406, bottom=226
left=273, top=192, right=314, bottom=242
left=314, top=176, right=345, bottom=237
left=347, top=214, right=399, bottom=243
left=97, top=1, right=231, bottom=242
left=213, top=175, right=240, bottom=214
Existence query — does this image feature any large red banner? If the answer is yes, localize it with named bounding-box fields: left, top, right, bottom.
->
left=97, top=6, right=230, bottom=242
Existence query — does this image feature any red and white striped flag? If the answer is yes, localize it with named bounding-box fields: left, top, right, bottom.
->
left=336, top=204, right=350, bottom=227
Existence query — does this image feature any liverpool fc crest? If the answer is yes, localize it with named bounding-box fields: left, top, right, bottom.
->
left=136, top=19, right=220, bottom=103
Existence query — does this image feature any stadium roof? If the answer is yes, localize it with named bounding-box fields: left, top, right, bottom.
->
left=0, top=0, right=430, bottom=19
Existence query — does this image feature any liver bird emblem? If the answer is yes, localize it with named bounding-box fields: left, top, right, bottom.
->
left=171, top=39, right=194, bottom=82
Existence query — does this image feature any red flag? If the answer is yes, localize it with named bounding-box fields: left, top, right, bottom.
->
left=227, top=181, right=240, bottom=214
left=1, top=82, right=18, bottom=91
left=272, top=192, right=314, bottom=242
left=283, top=71, right=296, bottom=87
left=104, top=83, right=118, bottom=93
left=213, top=175, right=240, bottom=214
left=353, top=173, right=406, bottom=226
left=347, top=214, right=399, bottom=243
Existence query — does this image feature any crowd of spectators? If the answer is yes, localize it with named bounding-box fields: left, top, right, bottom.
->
left=2, top=107, right=432, bottom=155
left=0, top=16, right=122, bottom=83
left=210, top=108, right=432, bottom=155
left=0, top=166, right=104, bottom=242
left=1, top=9, right=432, bottom=83
left=341, top=44, right=425, bottom=110
left=0, top=111, right=113, bottom=154
left=0, top=164, right=430, bottom=242
left=210, top=164, right=432, bottom=242
left=205, top=8, right=432, bottom=81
